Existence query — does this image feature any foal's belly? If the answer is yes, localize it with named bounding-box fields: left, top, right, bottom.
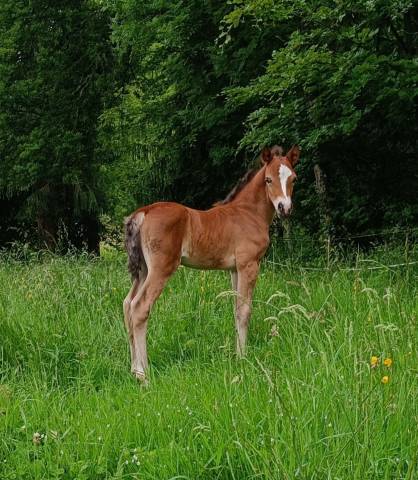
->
left=180, top=253, right=236, bottom=271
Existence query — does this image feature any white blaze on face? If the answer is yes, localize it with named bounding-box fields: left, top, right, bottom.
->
left=274, top=164, right=292, bottom=215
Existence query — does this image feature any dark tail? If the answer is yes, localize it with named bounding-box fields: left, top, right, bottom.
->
left=124, top=214, right=144, bottom=279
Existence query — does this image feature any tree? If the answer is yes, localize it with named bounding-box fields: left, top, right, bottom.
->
left=0, top=0, right=115, bottom=251
left=99, top=0, right=291, bottom=217
left=224, top=0, right=418, bottom=233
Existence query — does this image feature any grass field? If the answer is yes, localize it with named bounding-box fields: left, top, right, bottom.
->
left=0, top=247, right=417, bottom=479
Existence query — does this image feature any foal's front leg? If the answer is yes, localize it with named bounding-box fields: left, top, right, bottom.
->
left=234, top=262, right=259, bottom=357
left=230, top=270, right=238, bottom=315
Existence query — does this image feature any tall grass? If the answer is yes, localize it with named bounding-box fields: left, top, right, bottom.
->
left=0, top=246, right=417, bottom=479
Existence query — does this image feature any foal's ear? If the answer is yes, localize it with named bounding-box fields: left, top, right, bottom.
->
left=261, top=147, right=272, bottom=164
left=286, top=145, right=300, bottom=167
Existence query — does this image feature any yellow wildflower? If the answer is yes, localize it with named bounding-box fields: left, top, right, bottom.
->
left=370, top=356, right=379, bottom=368
left=381, top=375, right=389, bottom=384
left=383, top=358, right=392, bottom=367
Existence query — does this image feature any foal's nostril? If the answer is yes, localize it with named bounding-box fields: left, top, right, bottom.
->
left=278, top=202, right=284, bottom=213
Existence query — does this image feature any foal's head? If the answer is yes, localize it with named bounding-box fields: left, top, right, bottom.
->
left=262, top=145, right=300, bottom=218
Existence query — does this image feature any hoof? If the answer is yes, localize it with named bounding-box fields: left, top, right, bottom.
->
left=236, top=350, right=246, bottom=359
left=133, top=370, right=148, bottom=385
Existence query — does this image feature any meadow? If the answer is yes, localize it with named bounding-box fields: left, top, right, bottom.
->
left=0, top=244, right=417, bottom=479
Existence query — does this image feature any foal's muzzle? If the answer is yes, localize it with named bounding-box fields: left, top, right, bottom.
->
left=277, top=201, right=292, bottom=218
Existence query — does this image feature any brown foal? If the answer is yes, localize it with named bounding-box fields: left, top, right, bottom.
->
left=123, top=145, right=300, bottom=380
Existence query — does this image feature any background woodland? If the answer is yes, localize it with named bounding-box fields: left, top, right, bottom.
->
left=1, top=0, right=417, bottom=251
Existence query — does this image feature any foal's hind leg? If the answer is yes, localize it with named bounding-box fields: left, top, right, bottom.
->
left=130, top=262, right=178, bottom=381
left=123, top=266, right=147, bottom=372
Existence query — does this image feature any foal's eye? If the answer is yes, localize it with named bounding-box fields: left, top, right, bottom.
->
left=265, top=177, right=272, bottom=184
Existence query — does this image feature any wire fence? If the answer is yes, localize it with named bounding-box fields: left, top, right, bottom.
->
left=266, top=259, right=418, bottom=272
left=270, top=226, right=418, bottom=243
left=267, top=225, right=418, bottom=272
left=98, top=220, right=418, bottom=272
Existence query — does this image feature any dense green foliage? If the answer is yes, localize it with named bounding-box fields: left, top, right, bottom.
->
left=224, top=0, right=418, bottom=232
left=0, top=0, right=417, bottom=248
left=0, top=0, right=116, bottom=249
left=0, top=250, right=417, bottom=478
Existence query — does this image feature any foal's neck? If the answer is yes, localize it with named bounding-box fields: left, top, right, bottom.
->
left=231, top=166, right=275, bottom=226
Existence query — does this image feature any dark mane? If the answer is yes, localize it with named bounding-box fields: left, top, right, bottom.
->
left=215, top=168, right=258, bottom=206
left=215, top=145, right=283, bottom=206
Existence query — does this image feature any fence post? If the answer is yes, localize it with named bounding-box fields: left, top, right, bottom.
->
left=326, top=235, right=331, bottom=270
left=405, top=229, right=410, bottom=282
left=314, top=163, right=333, bottom=265
left=282, top=217, right=293, bottom=255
